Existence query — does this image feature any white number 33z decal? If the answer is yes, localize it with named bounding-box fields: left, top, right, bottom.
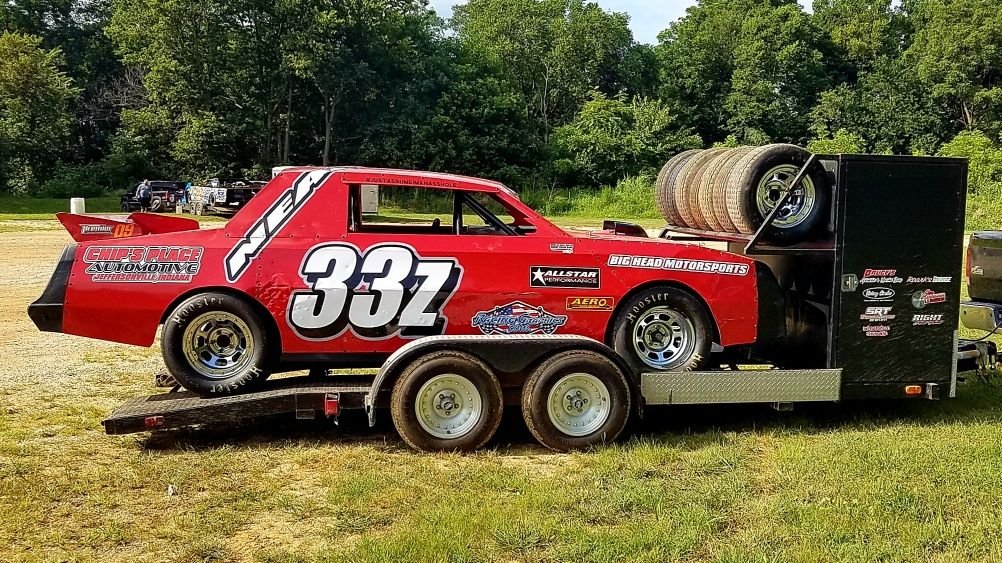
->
left=288, top=243, right=463, bottom=340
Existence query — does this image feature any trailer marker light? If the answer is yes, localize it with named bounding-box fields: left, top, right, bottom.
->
left=324, top=393, right=340, bottom=417
left=144, top=415, right=165, bottom=429
left=904, top=385, right=923, bottom=396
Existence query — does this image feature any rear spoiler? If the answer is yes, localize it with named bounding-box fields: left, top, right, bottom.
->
left=55, top=212, right=200, bottom=242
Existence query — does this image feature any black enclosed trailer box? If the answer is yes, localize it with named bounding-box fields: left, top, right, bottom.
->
left=661, top=154, right=969, bottom=401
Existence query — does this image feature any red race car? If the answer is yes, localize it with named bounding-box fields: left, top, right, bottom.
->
left=30, top=168, right=763, bottom=394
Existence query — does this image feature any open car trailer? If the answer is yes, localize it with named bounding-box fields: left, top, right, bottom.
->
left=103, top=154, right=991, bottom=451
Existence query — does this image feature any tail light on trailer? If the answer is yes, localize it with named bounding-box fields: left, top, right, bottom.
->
left=324, top=393, right=340, bottom=417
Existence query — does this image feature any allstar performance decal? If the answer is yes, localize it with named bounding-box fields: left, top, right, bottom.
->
left=82, top=246, right=202, bottom=283
left=225, top=170, right=331, bottom=282
left=607, top=254, right=750, bottom=276
left=530, top=266, right=600, bottom=289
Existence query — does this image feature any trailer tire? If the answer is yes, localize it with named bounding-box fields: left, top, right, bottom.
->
left=657, top=149, right=700, bottom=227
left=724, top=144, right=830, bottom=243
left=390, top=351, right=503, bottom=452
left=611, top=287, right=713, bottom=372
left=521, top=350, right=630, bottom=451
left=162, top=292, right=272, bottom=395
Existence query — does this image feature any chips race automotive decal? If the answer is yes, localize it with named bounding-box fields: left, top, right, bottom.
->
left=861, top=269, right=903, bottom=284
left=863, top=287, right=895, bottom=302
left=607, top=254, right=749, bottom=276
left=549, top=243, right=574, bottom=254
left=288, top=243, right=462, bottom=340
left=912, top=314, right=945, bottom=326
left=226, top=170, right=331, bottom=283
left=82, top=246, right=202, bottom=283
left=566, top=297, right=614, bottom=311
left=471, top=301, right=567, bottom=335
left=912, top=289, right=947, bottom=309
left=860, top=306, right=895, bottom=322
left=530, top=266, right=600, bottom=289
left=907, top=276, right=952, bottom=284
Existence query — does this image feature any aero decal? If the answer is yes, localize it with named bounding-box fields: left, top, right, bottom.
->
left=225, top=170, right=331, bottom=282
left=288, top=243, right=462, bottom=341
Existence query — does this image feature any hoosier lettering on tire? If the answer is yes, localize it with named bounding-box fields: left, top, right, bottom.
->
left=610, top=286, right=713, bottom=372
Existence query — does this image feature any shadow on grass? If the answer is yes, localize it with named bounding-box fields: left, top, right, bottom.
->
left=134, top=376, right=1002, bottom=455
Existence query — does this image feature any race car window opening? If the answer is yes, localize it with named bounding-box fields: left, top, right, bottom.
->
left=348, top=184, right=456, bottom=235
left=456, top=193, right=520, bottom=236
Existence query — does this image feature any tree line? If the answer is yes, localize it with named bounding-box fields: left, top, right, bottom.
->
left=2, top=0, right=1001, bottom=199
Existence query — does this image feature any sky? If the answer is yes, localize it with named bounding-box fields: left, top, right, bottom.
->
left=428, top=0, right=810, bottom=45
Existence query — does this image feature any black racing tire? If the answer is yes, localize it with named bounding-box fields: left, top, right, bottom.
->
left=521, top=350, right=630, bottom=452
left=390, top=351, right=503, bottom=452
left=675, top=148, right=726, bottom=229
left=150, top=196, right=164, bottom=212
left=611, top=287, right=713, bottom=373
left=162, top=292, right=272, bottom=395
left=724, top=144, right=831, bottom=244
left=657, top=149, right=701, bottom=227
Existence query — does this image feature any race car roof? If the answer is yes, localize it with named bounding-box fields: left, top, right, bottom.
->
left=276, top=166, right=518, bottom=198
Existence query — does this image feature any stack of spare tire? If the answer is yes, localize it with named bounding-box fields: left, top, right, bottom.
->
left=656, top=144, right=830, bottom=245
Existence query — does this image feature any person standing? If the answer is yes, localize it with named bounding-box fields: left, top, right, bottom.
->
left=137, top=179, right=152, bottom=212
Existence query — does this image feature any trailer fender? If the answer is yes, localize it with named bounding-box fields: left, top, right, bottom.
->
left=365, top=335, right=637, bottom=427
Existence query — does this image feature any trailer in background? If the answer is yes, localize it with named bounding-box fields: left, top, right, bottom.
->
left=185, top=178, right=265, bottom=216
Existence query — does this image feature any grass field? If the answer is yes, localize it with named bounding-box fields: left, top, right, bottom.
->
left=2, top=217, right=1002, bottom=561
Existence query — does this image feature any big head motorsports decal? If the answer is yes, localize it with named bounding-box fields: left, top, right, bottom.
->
left=530, top=266, right=600, bottom=289
left=608, top=254, right=749, bottom=276
left=226, top=170, right=331, bottom=283
left=288, top=242, right=462, bottom=341
left=472, top=301, right=567, bottom=335
left=82, top=246, right=202, bottom=283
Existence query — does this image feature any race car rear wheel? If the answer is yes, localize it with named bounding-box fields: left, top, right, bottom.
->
left=521, top=350, right=630, bottom=451
left=162, top=292, right=272, bottom=395
left=390, top=351, right=503, bottom=452
left=611, top=287, right=713, bottom=372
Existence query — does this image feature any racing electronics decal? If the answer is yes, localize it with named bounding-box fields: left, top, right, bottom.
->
left=226, top=170, right=331, bottom=283
left=83, top=246, right=203, bottom=283
left=530, top=267, right=600, bottom=289
left=471, top=301, right=567, bottom=335
left=288, top=243, right=462, bottom=340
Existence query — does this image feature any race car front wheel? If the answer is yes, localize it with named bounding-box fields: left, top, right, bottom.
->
left=611, top=287, right=713, bottom=373
left=162, top=292, right=272, bottom=395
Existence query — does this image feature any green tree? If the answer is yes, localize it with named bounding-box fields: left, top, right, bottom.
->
left=0, top=32, right=77, bottom=193
left=938, top=130, right=1002, bottom=194
left=551, top=92, right=701, bottom=186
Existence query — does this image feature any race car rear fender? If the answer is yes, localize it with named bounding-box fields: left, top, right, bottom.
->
left=603, top=279, right=722, bottom=346
left=159, top=286, right=283, bottom=355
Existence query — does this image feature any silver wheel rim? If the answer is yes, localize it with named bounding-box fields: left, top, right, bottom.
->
left=182, top=312, right=255, bottom=379
left=415, top=373, right=483, bottom=439
left=632, top=306, right=696, bottom=369
left=755, top=164, right=817, bottom=229
left=546, top=373, right=611, bottom=437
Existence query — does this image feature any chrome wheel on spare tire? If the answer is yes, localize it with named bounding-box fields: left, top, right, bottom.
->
left=611, top=286, right=713, bottom=373
left=522, top=350, right=630, bottom=451
left=162, top=292, right=272, bottom=395
left=754, top=164, right=818, bottom=229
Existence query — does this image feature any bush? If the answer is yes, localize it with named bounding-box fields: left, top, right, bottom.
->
left=38, top=152, right=156, bottom=198
left=520, top=175, right=658, bottom=219
left=808, top=129, right=866, bottom=154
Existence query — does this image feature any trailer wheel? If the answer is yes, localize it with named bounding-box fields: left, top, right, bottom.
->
left=162, top=292, right=272, bottom=395
left=657, top=149, right=700, bottom=227
left=724, top=144, right=830, bottom=243
left=611, top=287, right=712, bottom=372
left=390, top=351, right=503, bottom=452
left=521, top=350, right=630, bottom=451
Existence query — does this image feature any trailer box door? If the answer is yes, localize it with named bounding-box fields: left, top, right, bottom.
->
left=832, top=156, right=967, bottom=388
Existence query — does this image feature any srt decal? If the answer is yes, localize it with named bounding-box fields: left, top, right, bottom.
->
left=912, top=314, right=945, bottom=326
left=226, top=169, right=331, bottom=282
left=82, top=246, right=202, bottom=283
left=861, top=269, right=903, bottom=284
left=863, top=324, right=891, bottom=337
left=863, top=287, right=895, bottom=302
left=912, top=290, right=947, bottom=309
left=549, top=243, right=574, bottom=254
left=566, top=297, right=615, bottom=311
left=608, top=255, right=749, bottom=276
left=471, top=301, right=567, bottom=335
left=530, top=267, right=600, bottom=289
left=860, top=307, right=895, bottom=322
left=288, top=243, right=462, bottom=340
left=907, top=276, right=952, bottom=283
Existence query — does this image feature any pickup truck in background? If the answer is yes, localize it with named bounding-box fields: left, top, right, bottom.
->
left=963, top=232, right=1002, bottom=335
